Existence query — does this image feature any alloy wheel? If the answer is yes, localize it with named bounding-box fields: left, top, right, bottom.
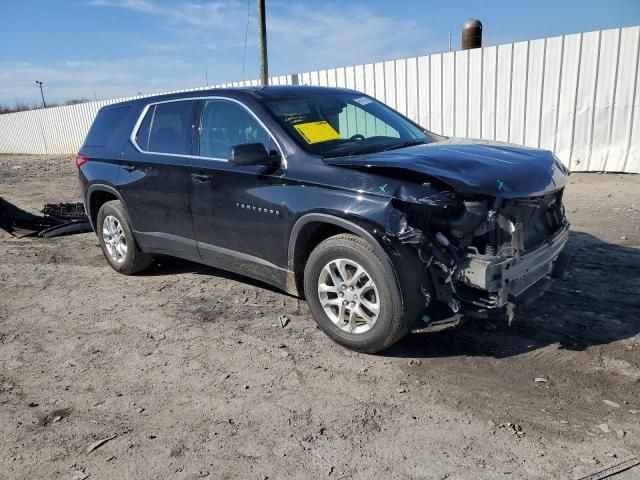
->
left=102, top=215, right=127, bottom=264
left=317, top=258, right=380, bottom=334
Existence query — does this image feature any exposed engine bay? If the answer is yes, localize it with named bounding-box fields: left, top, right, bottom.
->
left=395, top=187, right=570, bottom=325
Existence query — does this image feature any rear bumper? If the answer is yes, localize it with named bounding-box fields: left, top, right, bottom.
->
left=454, top=225, right=569, bottom=308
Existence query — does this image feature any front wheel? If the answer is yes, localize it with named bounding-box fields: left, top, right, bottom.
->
left=304, top=233, right=407, bottom=353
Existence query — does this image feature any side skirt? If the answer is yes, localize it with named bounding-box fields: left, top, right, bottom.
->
left=134, top=231, right=298, bottom=296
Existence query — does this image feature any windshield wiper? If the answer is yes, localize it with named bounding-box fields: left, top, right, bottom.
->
left=322, top=138, right=427, bottom=158
left=383, top=139, right=426, bottom=151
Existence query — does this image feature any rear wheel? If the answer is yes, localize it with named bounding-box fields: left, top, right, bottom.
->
left=97, top=200, right=152, bottom=275
left=304, top=233, right=407, bottom=353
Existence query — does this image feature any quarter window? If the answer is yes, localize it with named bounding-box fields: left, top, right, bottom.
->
left=85, top=106, right=131, bottom=147
left=198, top=99, right=273, bottom=159
left=145, top=100, right=195, bottom=155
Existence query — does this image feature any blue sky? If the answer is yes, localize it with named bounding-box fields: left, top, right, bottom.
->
left=1, top=0, right=638, bottom=104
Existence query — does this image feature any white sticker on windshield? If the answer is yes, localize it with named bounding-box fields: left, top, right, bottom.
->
left=353, top=96, right=373, bottom=106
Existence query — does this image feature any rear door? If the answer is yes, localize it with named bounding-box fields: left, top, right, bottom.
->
left=118, top=99, right=199, bottom=259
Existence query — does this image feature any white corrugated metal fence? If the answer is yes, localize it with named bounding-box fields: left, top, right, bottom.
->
left=0, top=26, right=638, bottom=173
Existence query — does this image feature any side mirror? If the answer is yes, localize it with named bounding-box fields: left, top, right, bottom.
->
left=229, top=143, right=279, bottom=167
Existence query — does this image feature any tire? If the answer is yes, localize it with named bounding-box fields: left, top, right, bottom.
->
left=96, top=200, right=152, bottom=275
left=304, top=233, right=407, bottom=353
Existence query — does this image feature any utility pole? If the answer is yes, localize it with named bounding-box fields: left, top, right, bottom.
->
left=448, top=29, right=452, bottom=52
left=35, top=80, right=46, bottom=108
left=205, top=70, right=209, bottom=86
left=257, top=0, right=268, bottom=86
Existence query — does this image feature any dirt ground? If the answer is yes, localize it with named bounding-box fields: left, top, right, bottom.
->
left=1, top=154, right=639, bottom=480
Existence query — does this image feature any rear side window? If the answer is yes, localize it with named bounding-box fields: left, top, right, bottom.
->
left=146, top=100, right=195, bottom=155
left=84, top=106, right=131, bottom=147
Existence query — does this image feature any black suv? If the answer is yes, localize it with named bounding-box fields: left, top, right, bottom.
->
left=78, top=86, right=569, bottom=353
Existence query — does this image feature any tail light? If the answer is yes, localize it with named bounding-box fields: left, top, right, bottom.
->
left=75, top=154, right=89, bottom=169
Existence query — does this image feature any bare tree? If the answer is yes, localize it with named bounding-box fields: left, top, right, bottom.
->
left=0, top=97, right=90, bottom=114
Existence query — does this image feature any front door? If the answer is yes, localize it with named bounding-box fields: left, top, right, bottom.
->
left=188, top=98, right=288, bottom=281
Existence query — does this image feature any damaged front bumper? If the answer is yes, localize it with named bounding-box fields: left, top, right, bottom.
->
left=454, top=224, right=569, bottom=309
left=392, top=186, right=570, bottom=327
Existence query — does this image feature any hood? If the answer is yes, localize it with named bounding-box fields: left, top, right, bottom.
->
left=324, top=138, right=569, bottom=198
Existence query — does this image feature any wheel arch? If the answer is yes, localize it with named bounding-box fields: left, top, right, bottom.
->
left=287, top=213, right=402, bottom=303
left=86, top=184, right=125, bottom=231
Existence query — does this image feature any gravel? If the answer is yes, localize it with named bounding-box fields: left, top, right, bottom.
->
left=1, top=154, right=639, bottom=479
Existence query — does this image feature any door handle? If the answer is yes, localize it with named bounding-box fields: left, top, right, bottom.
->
left=122, top=164, right=136, bottom=172
left=191, top=173, right=212, bottom=182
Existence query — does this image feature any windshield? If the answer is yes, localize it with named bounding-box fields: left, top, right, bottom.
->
left=263, top=93, right=432, bottom=157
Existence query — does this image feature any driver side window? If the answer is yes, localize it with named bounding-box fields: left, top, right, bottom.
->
left=199, top=99, right=273, bottom=159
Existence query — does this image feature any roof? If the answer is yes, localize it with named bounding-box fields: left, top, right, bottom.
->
left=103, top=85, right=358, bottom=110
left=243, top=85, right=357, bottom=98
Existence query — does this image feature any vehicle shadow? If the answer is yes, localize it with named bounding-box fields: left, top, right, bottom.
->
left=140, top=255, right=290, bottom=296
left=385, top=230, right=640, bottom=359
